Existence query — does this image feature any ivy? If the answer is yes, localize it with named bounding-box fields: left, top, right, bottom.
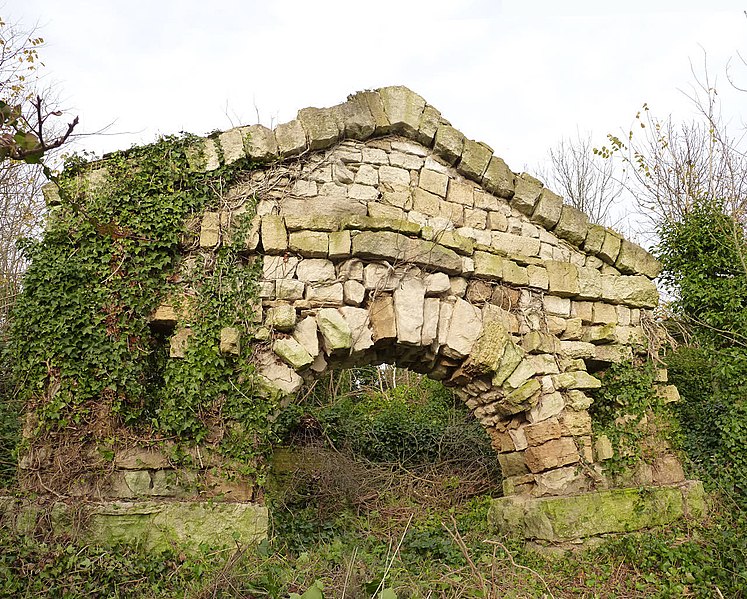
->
left=4, top=134, right=275, bottom=476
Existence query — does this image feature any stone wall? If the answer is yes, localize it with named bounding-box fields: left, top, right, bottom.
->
left=148, top=86, right=683, bottom=500
left=24, top=86, right=696, bottom=544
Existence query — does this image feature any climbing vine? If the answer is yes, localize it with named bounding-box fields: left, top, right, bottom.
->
left=5, top=134, right=275, bottom=478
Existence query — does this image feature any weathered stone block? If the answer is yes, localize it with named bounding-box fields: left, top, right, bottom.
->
left=447, top=180, right=475, bottom=207
left=458, top=140, right=493, bottom=181
left=419, top=169, right=449, bottom=197
left=288, top=231, right=329, bottom=258
left=545, top=261, right=580, bottom=297
left=552, top=371, right=601, bottom=390
left=601, top=275, right=659, bottom=308
left=378, top=85, right=427, bottom=137
left=498, top=452, right=530, bottom=477
left=598, top=229, right=622, bottom=264
left=503, top=260, right=529, bottom=286
left=524, top=417, right=562, bottom=446
left=333, top=97, right=377, bottom=140
left=394, top=278, right=425, bottom=345
left=531, top=189, right=563, bottom=229
left=244, top=124, right=278, bottom=162
left=220, top=327, right=240, bottom=355
left=474, top=251, right=503, bottom=279
left=298, top=106, right=341, bottom=151
left=524, top=437, right=579, bottom=473
left=219, top=128, right=247, bottom=165
left=553, top=205, right=589, bottom=247
left=169, top=328, right=193, bottom=358
left=274, top=337, right=313, bottom=370
left=482, top=156, right=515, bottom=199
left=491, top=231, right=541, bottom=257
left=434, top=125, right=466, bottom=165
left=305, top=282, right=344, bottom=304
left=199, top=211, right=221, bottom=248
left=370, top=295, right=397, bottom=341
left=528, top=392, right=565, bottom=423
left=444, top=298, right=483, bottom=358
left=274, top=119, right=307, bottom=157
left=343, top=280, right=365, bottom=305
left=417, top=104, right=442, bottom=146
left=511, top=174, right=543, bottom=216
left=317, top=308, right=352, bottom=352
left=339, top=306, right=374, bottom=352
left=293, top=316, right=320, bottom=358
left=261, top=216, right=287, bottom=254
left=265, top=305, right=296, bottom=331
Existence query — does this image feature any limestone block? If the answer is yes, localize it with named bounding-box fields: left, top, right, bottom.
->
left=412, top=187, right=440, bottom=217
left=464, top=207, right=487, bottom=229
left=394, top=278, right=426, bottom=345
left=370, top=295, right=397, bottom=341
left=527, top=392, right=565, bottom=423
left=546, top=316, right=566, bottom=336
left=342, top=214, right=420, bottom=235
left=352, top=231, right=462, bottom=275
left=349, top=90, right=390, bottom=135
left=527, top=354, right=560, bottom=375
left=503, top=261, right=529, bottom=286
left=544, top=295, right=571, bottom=317
left=389, top=151, right=423, bottom=170
left=437, top=300, right=454, bottom=346
left=438, top=201, right=465, bottom=226
left=460, top=319, right=515, bottom=377
left=553, top=205, right=589, bottom=247
left=257, top=352, right=303, bottom=395
left=444, top=298, right=483, bottom=358
left=566, top=390, right=593, bottom=411
left=422, top=272, right=449, bottom=296
left=504, top=379, right=542, bottom=414
left=355, top=164, right=378, bottom=186
left=317, top=308, right=352, bottom=352
left=458, top=139, right=493, bottom=181
left=524, top=417, right=562, bottom=446
left=577, top=267, right=603, bottom=300
left=200, top=211, right=221, bottom=248
left=258, top=281, right=275, bottom=299
left=169, top=328, right=193, bottom=358
left=511, top=174, right=543, bottom=216
left=368, top=202, right=405, bottom=222
left=558, top=410, right=592, bottom=436
left=343, top=280, right=366, bottom=305
left=274, top=119, right=307, bottom=157
left=296, top=259, right=336, bottom=283
left=591, top=301, right=618, bottom=324
left=266, top=305, right=296, bottom=331
left=522, top=331, right=560, bottom=354
left=422, top=298, right=440, bottom=346
left=419, top=169, right=449, bottom=197
left=533, top=465, right=589, bottom=497
left=263, top=255, right=299, bottom=280
left=450, top=277, right=468, bottom=297
left=545, top=261, right=580, bottom=297
left=305, top=283, right=344, bottom=304
left=417, top=104, right=443, bottom=146
left=482, top=156, right=515, bottom=199
left=328, top=231, right=351, bottom=260
left=220, top=327, right=241, bottom=355
left=598, top=230, right=622, bottom=264
left=282, top=213, right=336, bottom=232
left=583, top=224, right=606, bottom=255
left=524, top=437, right=580, bottom=473
left=219, top=127, right=247, bottom=165
left=244, top=124, right=278, bottom=162
left=447, top=180, right=475, bottom=207
left=333, top=97, right=377, bottom=140
left=593, top=344, right=633, bottom=364
left=378, top=165, right=410, bottom=187
left=491, top=232, right=541, bottom=257
left=298, top=106, right=341, bottom=151
left=346, top=183, right=378, bottom=201
left=472, top=251, right=503, bottom=279
left=531, top=189, right=563, bottom=229
left=289, top=231, right=329, bottom=258
left=552, top=371, right=601, bottom=390
left=527, top=265, right=549, bottom=290
left=615, top=239, right=662, bottom=278
left=652, top=455, right=686, bottom=485
left=261, top=216, right=287, bottom=254
left=378, top=85, right=426, bottom=137
left=487, top=210, right=508, bottom=231
left=340, top=306, right=374, bottom=352
left=571, top=301, right=594, bottom=324
left=559, top=340, right=595, bottom=359
left=594, top=434, right=614, bottom=460
left=509, top=429, right=529, bottom=451
left=293, top=316, right=320, bottom=358
left=602, top=275, right=659, bottom=308
left=362, top=146, right=389, bottom=165
left=274, top=337, right=313, bottom=370
left=657, top=384, right=681, bottom=404
left=363, top=263, right=401, bottom=291
left=498, top=452, right=530, bottom=477
left=506, top=360, right=538, bottom=390
left=433, top=125, right=466, bottom=165
left=583, top=323, right=616, bottom=344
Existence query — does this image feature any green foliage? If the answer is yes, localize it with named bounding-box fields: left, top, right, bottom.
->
left=4, top=134, right=273, bottom=475
left=657, top=200, right=747, bottom=347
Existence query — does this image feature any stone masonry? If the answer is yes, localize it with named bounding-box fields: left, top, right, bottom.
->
left=147, top=86, right=685, bottom=502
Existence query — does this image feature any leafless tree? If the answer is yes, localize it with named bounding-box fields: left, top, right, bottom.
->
left=540, top=132, right=624, bottom=228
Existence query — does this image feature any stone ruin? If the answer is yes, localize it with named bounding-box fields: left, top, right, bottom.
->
left=11, top=86, right=704, bottom=549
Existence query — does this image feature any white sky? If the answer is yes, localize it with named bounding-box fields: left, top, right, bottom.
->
left=9, top=0, right=747, bottom=182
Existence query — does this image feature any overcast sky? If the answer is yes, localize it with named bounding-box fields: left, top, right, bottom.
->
left=9, top=0, right=747, bottom=182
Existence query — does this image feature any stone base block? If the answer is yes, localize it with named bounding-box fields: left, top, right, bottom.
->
left=488, top=481, right=705, bottom=543
left=0, top=497, right=267, bottom=553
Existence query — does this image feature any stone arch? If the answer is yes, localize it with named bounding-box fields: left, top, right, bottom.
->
left=23, top=86, right=702, bottom=548
left=174, top=87, right=672, bottom=502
